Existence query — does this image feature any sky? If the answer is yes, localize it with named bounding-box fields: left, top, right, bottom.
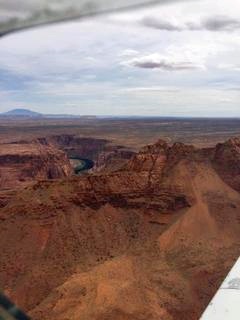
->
left=0, top=0, right=240, bottom=116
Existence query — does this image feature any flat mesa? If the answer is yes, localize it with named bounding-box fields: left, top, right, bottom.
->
left=200, top=257, right=240, bottom=320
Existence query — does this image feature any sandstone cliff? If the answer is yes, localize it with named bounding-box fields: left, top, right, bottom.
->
left=0, top=141, right=72, bottom=189
left=213, top=137, right=240, bottom=192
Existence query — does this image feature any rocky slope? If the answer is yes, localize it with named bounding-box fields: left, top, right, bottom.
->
left=0, top=138, right=240, bottom=320
left=0, top=140, right=72, bottom=189
left=213, top=137, right=240, bottom=192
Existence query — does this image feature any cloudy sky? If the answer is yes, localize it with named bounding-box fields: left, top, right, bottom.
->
left=0, top=0, right=240, bottom=116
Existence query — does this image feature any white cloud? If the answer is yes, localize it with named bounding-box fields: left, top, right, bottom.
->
left=119, top=49, right=139, bottom=57
left=121, top=86, right=179, bottom=92
left=218, top=63, right=240, bottom=71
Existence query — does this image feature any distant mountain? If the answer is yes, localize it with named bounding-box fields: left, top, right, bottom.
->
left=0, top=109, right=97, bottom=119
left=1, top=109, right=42, bottom=118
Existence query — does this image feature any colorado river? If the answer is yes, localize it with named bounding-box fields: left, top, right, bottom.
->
left=70, top=158, right=94, bottom=174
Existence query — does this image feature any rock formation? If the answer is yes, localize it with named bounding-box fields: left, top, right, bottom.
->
left=213, top=137, right=240, bottom=192
left=0, top=138, right=240, bottom=320
left=0, top=140, right=72, bottom=189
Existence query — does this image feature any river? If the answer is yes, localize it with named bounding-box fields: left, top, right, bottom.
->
left=70, top=158, right=94, bottom=174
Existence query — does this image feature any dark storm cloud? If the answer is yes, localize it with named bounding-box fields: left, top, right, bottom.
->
left=129, top=58, right=201, bottom=70
left=202, top=16, right=240, bottom=31
left=141, top=16, right=182, bottom=31
left=141, top=15, right=240, bottom=32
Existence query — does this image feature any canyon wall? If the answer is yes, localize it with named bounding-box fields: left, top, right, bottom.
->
left=0, top=141, right=72, bottom=189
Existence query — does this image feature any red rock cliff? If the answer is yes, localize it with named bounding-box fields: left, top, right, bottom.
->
left=0, top=141, right=72, bottom=189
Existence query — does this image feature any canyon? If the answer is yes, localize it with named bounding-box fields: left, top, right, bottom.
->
left=0, top=134, right=240, bottom=320
left=0, top=135, right=135, bottom=191
left=45, top=134, right=135, bottom=172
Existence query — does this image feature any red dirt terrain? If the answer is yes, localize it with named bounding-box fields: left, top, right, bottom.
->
left=0, top=138, right=240, bottom=320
